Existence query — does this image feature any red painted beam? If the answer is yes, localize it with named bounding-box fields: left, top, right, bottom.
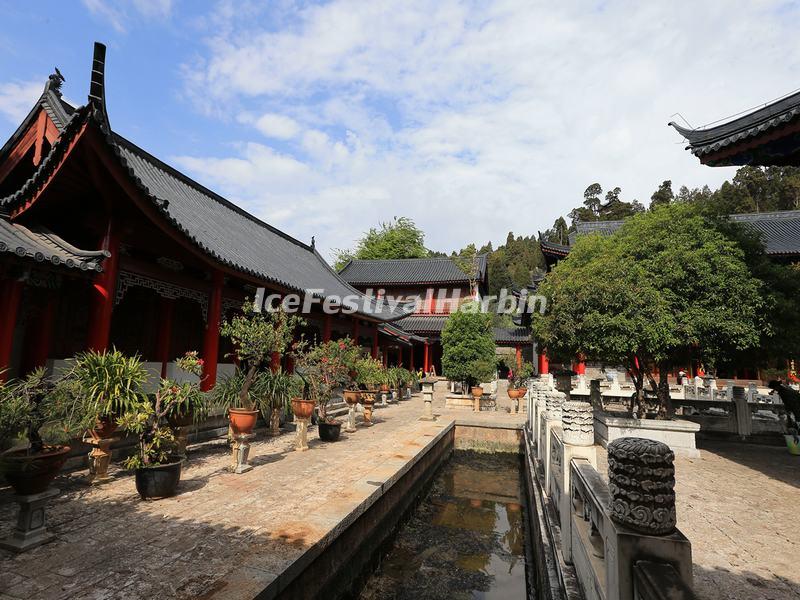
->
left=423, top=342, right=430, bottom=374
left=372, top=326, right=379, bottom=359
left=201, top=270, right=224, bottom=391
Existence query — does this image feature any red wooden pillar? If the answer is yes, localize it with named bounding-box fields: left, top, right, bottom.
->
left=410, top=345, right=415, bottom=371
left=372, top=326, right=379, bottom=359
left=538, top=350, right=549, bottom=375
left=574, top=356, right=586, bottom=375
left=351, top=318, right=359, bottom=343
left=515, top=344, right=522, bottom=370
left=201, top=270, right=223, bottom=391
left=22, top=292, right=57, bottom=374
left=382, top=345, right=388, bottom=367
left=423, top=342, right=430, bottom=374
left=0, top=278, right=23, bottom=379
left=156, top=297, right=175, bottom=379
left=87, top=221, right=121, bottom=352
left=322, top=314, right=332, bottom=343
left=270, top=351, right=281, bottom=373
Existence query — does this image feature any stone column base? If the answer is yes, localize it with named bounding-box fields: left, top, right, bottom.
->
left=0, top=488, right=60, bottom=553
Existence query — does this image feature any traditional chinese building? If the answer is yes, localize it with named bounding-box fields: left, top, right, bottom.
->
left=339, top=256, right=489, bottom=374
left=0, top=43, right=414, bottom=387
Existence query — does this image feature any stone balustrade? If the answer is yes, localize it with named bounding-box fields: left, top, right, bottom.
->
left=524, top=375, right=696, bottom=600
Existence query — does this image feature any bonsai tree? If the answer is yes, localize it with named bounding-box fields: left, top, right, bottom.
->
left=354, top=357, right=385, bottom=391
left=511, top=361, right=535, bottom=389
left=0, top=368, right=95, bottom=453
left=117, top=352, right=204, bottom=469
left=441, top=305, right=497, bottom=390
left=533, top=203, right=765, bottom=418
left=165, top=350, right=209, bottom=425
left=66, top=348, right=149, bottom=433
left=251, top=369, right=302, bottom=432
left=294, top=339, right=354, bottom=423
left=0, top=368, right=96, bottom=494
left=220, top=301, right=304, bottom=410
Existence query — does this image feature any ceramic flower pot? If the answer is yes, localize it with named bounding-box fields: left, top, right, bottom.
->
left=229, top=408, right=259, bottom=435
left=343, top=389, right=361, bottom=406
left=89, top=415, right=118, bottom=440
left=470, top=386, right=484, bottom=399
left=291, top=398, right=316, bottom=420
left=135, top=458, right=183, bottom=500
left=2, top=445, right=71, bottom=495
left=507, top=387, right=526, bottom=399
left=318, top=421, right=342, bottom=442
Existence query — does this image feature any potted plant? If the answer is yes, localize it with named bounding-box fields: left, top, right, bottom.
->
left=66, top=348, right=148, bottom=439
left=165, top=351, right=209, bottom=429
left=295, top=339, right=354, bottom=442
left=220, top=301, right=304, bottom=436
left=508, top=361, right=534, bottom=399
left=354, top=357, right=384, bottom=424
left=341, top=339, right=363, bottom=407
left=117, top=352, right=203, bottom=500
left=0, top=369, right=95, bottom=495
left=253, top=369, right=301, bottom=436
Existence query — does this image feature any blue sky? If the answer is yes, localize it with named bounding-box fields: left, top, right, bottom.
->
left=2, top=1, right=800, bottom=260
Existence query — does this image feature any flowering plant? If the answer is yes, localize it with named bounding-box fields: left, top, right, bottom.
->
left=118, top=352, right=207, bottom=469
left=294, top=338, right=359, bottom=422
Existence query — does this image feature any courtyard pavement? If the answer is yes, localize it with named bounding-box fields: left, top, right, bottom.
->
left=0, top=383, right=797, bottom=600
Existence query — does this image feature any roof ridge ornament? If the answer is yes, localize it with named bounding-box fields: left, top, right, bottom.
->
left=88, top=42, right=110, bottom=132
left=45, top=68, right=65, bottom=97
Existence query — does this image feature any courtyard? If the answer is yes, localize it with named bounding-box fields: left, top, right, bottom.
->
left=1, top=383, right=797, bottom=600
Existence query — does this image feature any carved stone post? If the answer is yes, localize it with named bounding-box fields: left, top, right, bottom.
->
left=230, top=433, right=254, bottom=473
left=346, top=404, right=357, bottom=433
left=295, top=417, right=311, bottom=451
left=0, top=488, right=60, bottom=553
left=546, top=390, right=564, bottom=421
left=608, top=437, right=676, bottom=535
left=562, top=401, right=594, bottom=446
left=419, top=377, right=436, bottom=421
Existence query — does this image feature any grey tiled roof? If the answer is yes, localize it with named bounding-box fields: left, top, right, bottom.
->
left=539, top=239, right=570, bottom=258
left=339, top=255, right=488, bottom=285
left=730, top=210, right=800, bottom=256
left=0, top=93, right=412, bottom=322
left=396, top=315, right=449, bottom=333
left=669, top=90, right=800, bottom=158
left=0, top=216, right=108, bottom=271
left=493, top=327, right=531, bottom=344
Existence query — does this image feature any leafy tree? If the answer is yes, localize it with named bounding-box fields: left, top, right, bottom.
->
left=542, top=216, right=569, bottom=245
left=650, top=180, right=674, bottom=208
left=533, top=204, right=765, bottom=418
left=334, top=216, right=428, bottom=270
left=441, top=307, right=497, bottom=388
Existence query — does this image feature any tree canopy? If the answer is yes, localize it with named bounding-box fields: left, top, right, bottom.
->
left=441, top=307, right=497, bottom=387
left=334, top=216, right=428, bottom=270
left=533, top=203, right=766, bottom=416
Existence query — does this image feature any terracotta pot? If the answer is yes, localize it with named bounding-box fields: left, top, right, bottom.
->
left=2, top=445, right=71, bottom=495
left=229, top=408, right=259, bottom=435
left=507, top=387, right=526, bottom=399
left=135, top=458, right=182, bottom=500
left=470, top=386, right=484, bottom=399
left=361, top=392, right=376, bottom=405
left=380, top=384, right=390, bottom=392
left=291, top=398, right=316, bottom=420
left=343, top=389, right=362, bottom=406
left=89, top=415, right=118, bottom=440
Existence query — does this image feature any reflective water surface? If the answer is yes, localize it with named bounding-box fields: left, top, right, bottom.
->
left=358, top=451, right=529, bottom=600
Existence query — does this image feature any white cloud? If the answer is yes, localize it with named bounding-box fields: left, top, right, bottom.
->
left=82, top=0, right=174, bottom=32
left=178, top=0, right=800, bottom=258
left=243, top=112, right=301, bottom=140
left=0, top=80, right=43, bottom=124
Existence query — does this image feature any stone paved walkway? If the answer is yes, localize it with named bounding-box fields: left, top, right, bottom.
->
left=2, top=383, right=798, bottom=600
left=0, top=385, right=525, bottom=600
left=597, top=441, right=800, bottom=600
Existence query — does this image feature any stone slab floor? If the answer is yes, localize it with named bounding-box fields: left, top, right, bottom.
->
left=0, top=385, right=524, bottom=600
left=597, top=441, right=800, bottom=600
left=1, top=382, right=797, bottom=600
